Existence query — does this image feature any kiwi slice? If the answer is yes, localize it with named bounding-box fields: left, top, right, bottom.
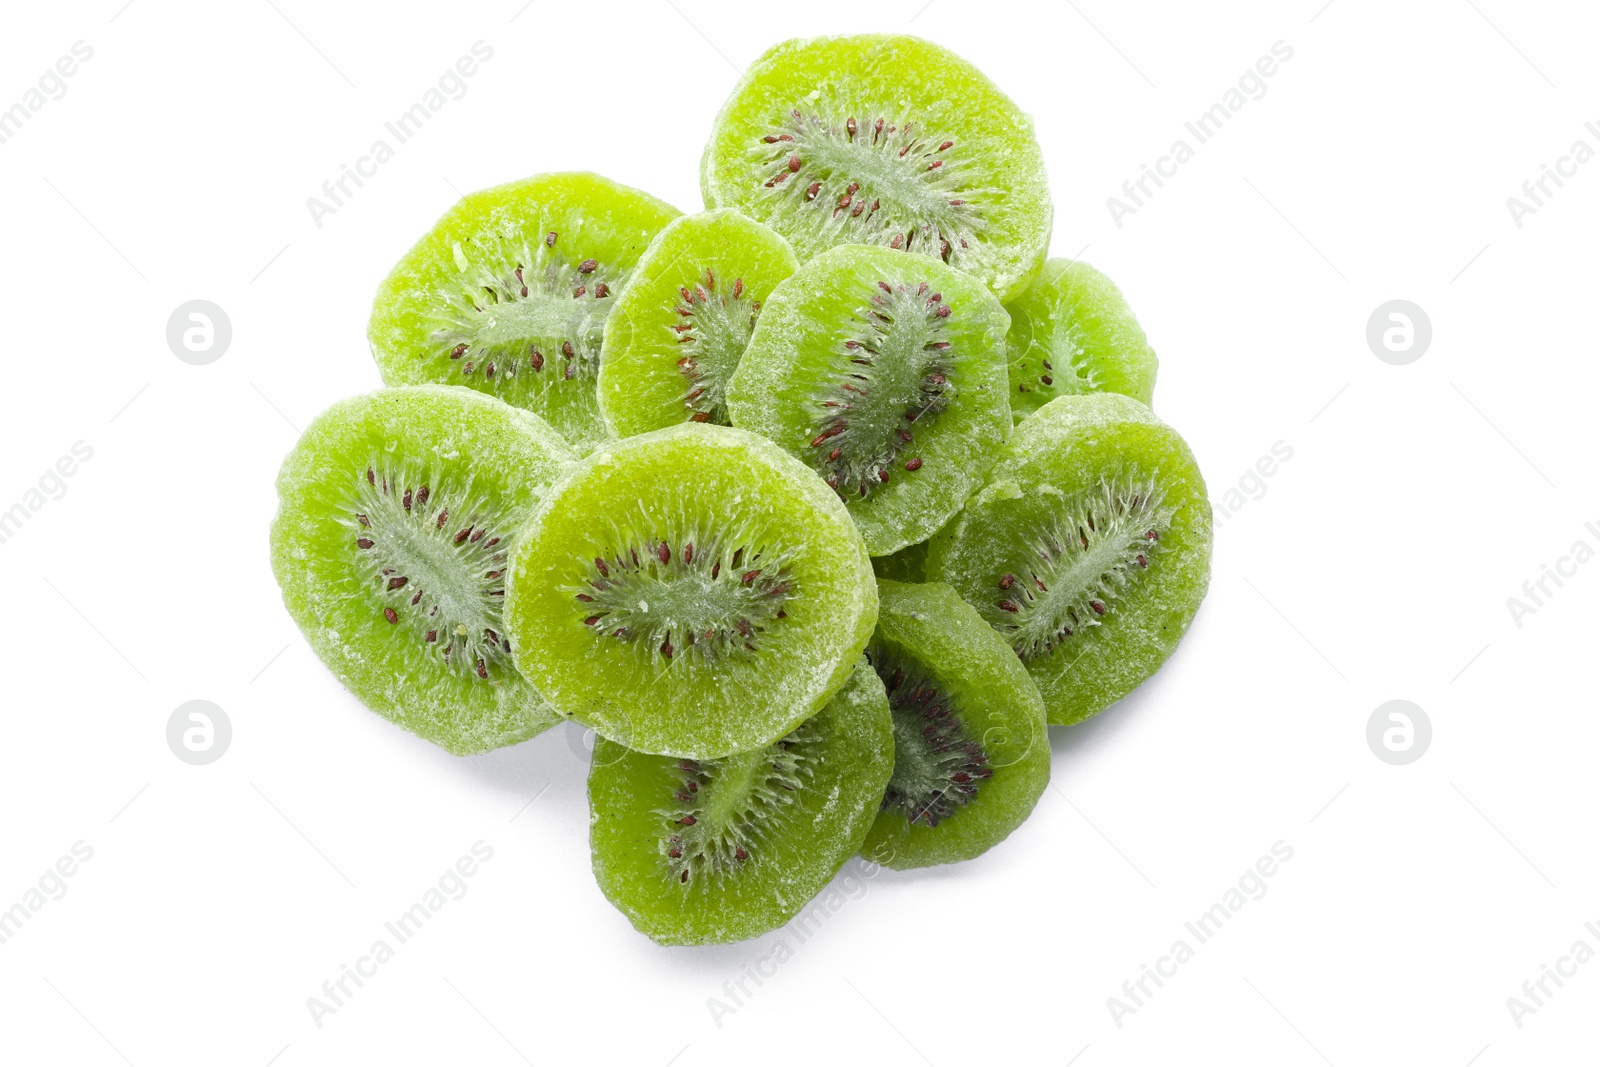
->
left=701, top=34, right=1052, bottom=304
left=588, top=661, right=891, bottom=945
left=862, top=581, right=1049, bottom=869
left=505, top=423, right=877, bottom=760
left=368, top=172, right=681, bottom=452
left=598, top=210, right=798, bottom=437
left=1006, top=259, right=1158, bottom=423
left=726, top=243, right=1012, bottom=556
left=270, top=387, right=577, bottom=754
left=926, top=394, right=1211, bottom=725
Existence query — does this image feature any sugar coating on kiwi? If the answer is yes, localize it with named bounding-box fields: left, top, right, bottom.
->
left=1006, top=259, right=1158, bottom=423
left=270, top=387, right=577, bottom=754
left=505, top=423, right=877, bottom=759
left=368, top=172, right=680, bottom=452
left=926, top=393, right=1211, bottom=725
left=726, top=243, right=1012, bottom=557
left=599, top=210, right=798, bottom=437
left=861, top=581, right=1049, bottom=869
left=701, top=34, right=1052, bottom=304
left=588, top=660, right=891, bottom=946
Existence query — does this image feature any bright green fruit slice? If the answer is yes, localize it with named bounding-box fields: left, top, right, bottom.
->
left=726, top=243, right=1012, bottom=556
left=926, top=394, right=1211, bottom=725
left=505, top=423, right=876, bottom=759
left=1006, top=259, right=1158, bottom=423
left=862, top=581, right=1049, bottom=869
left=368, top=172, right=680, bottom=452
left=599, top=209, right=798, bottom=437
left=701, top=34, right=1052, bottom=304
left=588, top=661, right=891, bottom=946
left=270, top=387, right=577, bottom=754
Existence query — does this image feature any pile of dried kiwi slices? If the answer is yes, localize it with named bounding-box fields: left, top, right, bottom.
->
left=270, top=32, right=1212, bottom=946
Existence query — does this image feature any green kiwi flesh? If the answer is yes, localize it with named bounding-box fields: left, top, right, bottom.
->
left=926, top=394, right=1211, bottom=725
left=599, top=209, right=798, bottom=437
left=1006, top=258, right=1158, bottom=423
left=701, top=34, right=1052, bottom=304
left=505, top=423, right=877, bottom=760
left=588, top=661, right=891, bottom=946
left=368, top=172, right=681, bottom=452
left=862, top=581, right=1049, bottom=868
left=270, top=387, right=577, bottom=754
left=726, top=243, right=1012, bottom=556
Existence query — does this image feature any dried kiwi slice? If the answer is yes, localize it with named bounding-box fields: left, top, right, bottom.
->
left=701, top=34, right=1052, bottom=303
left=588, top=661, right=891, bottom=946
left=726, top=243, right=1012, bottom=556
left=368, top=172, right=680, bottom=452
left=270, top=387, right=577, bottom=754
left=862, top=581, right=1049, bottom=869
left=926, top=394, right=1212, bottom=725
left=505, top=423, right=876, bottom=759
left=1006, top=259, right=1158, bottom=423
left=599, top=210, right=798, bottom=437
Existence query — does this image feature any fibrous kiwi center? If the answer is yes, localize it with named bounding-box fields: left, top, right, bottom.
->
left=658, top=725, right=820, bottom=886
left=424, top=229, right=622, bottom=392
left=871, top=649, right=990, bottom=827
left=1018, top=325, right=1095, bottom=399
left=671, top=267, right=761, bottom=425
left=572, top=539, right=792, bottom=661
left=751, top=109, right=985, bottom=266
left=344, top=463, right=512, bottom=680
left=992, top=472, right=1172, bottom=660
left=806, top=279, right=952, bottom=498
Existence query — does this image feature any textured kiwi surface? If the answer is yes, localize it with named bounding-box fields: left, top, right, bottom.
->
left=701, top=34, right=1052, bottom=304
left=599, top=210, right=798, bottom=437
left=1006, top=259, right=1158, bottom=422
left=270, top=387, right=577, bottom=754
left=368, top=172, right=680, bottom=452
left=861, top=581, right=1048, bottom=868
left=926, top=394, right=1211, bottom=725
left=505, top=423, right=877, bottom=759
left=727, top=243, right=1012, bottom=556
left=588, top=661, right=891, bottom=946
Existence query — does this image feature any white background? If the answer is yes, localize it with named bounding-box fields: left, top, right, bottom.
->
left=1, top=1, right=1595, bottom=1064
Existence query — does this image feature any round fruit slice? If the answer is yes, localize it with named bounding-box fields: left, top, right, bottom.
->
left=599, top=210, right=798, bottom=437
left=1006, top=259, right=1158, bottom=423
left=505, top=423, right=876, bottom=759
left=588, top=661, right=891, bottom=946
left=270, top=387, right=577, bottom=754
left=926, top=394, right=1212, bottom=725
left=862, top=581, right=1049, bottom=869
left=701, top=34, right=1052, bottom=304
left=727, top=243, right=1012, bottom=556
left=368, top=172, right=681, bottom=452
